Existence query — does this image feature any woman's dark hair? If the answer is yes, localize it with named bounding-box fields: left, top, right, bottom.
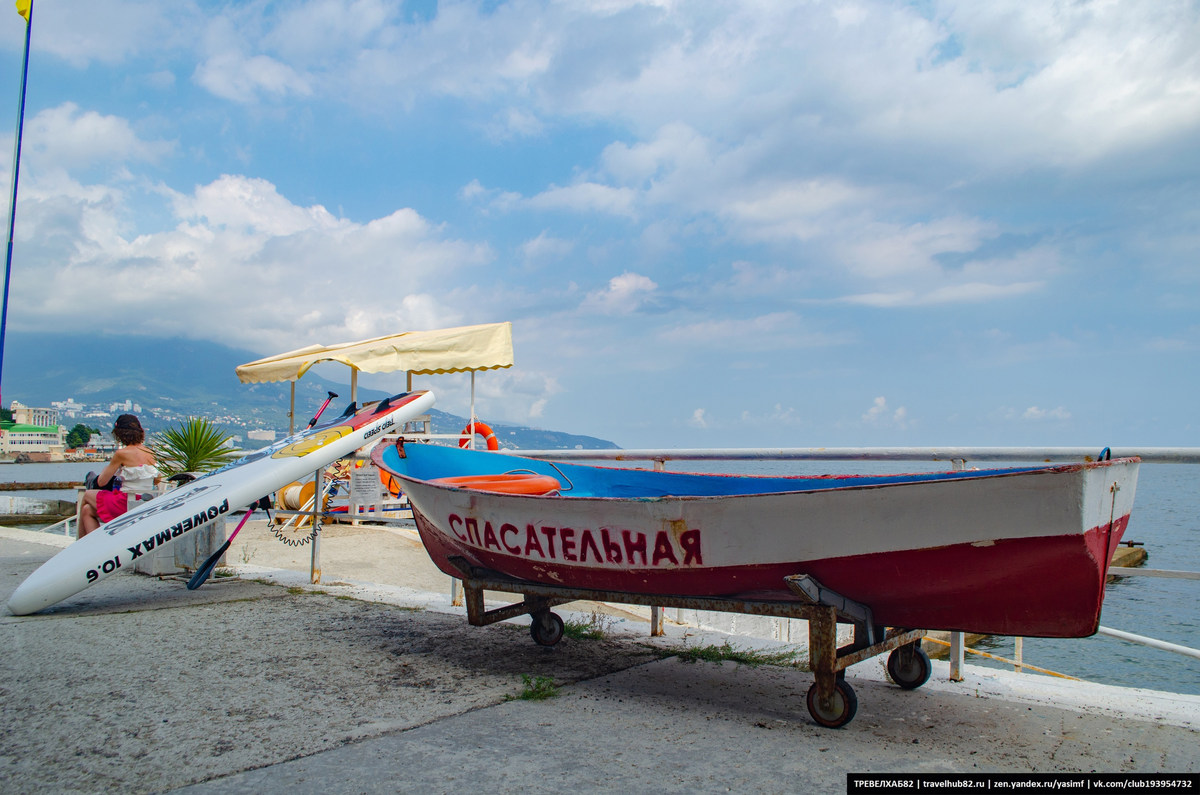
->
left=113, top=414, right=145, bottom=446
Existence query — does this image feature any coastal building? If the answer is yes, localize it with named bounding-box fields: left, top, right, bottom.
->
left=247, top=429, right=276, bottom=442
left=0, top=423, right=67, bottom=460
left=50, top=398, right=86, bottom=418
left=9, top=401, right=58, bottom=427
left=88, top=432, right=119, bottom=455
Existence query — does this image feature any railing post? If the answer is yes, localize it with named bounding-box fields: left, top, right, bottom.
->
left=949, top=631, right=965, bottom=681
left=1014, top=637, right=1023, bottom=673
left=310, top=467, right=321, bottom=584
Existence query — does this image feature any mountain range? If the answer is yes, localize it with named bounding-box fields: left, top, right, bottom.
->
left=1, top=331, right=618, bottom=451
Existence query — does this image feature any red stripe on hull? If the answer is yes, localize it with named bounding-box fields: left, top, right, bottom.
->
left=414, top=508, right=1127, bottom=638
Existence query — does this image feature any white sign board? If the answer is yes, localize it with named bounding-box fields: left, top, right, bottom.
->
left=350, top=463, right=383, bottom=508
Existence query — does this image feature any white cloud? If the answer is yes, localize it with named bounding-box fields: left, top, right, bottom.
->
left=25, top=2, right=1200, bottom=168
left=688, top=408, right=709, bottom=428
left=25, top=103, right=173, bottom=168
left=862, top=396, right=909, bottom=428
left=9, top=172, right=490, bottom=354
left=526, top=182, right=638, bottom=217
left=659, top=312, right=846, bottom=349
left=520, top=231, right=574, bottom=265
left=194, top=51, right=312, bottom=103
left=842, top=281, right=1043, bottom=307
left=171, top=175, right=344, bottom=236
left=581, top=271, right=658, bottom=314
left=19, top=1, right=183, bottom=67
left=1021, top=406, right=1071, bottom=421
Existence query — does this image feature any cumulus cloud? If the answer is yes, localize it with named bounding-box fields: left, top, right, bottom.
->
left=8, top=172, right=490, bottom=354
left=688, top=408, right=709, bottom=428
left=581, top=272, right=658, bottom=314
left=24, top=103, right=173, bottom=168
left=194, top=51, right=313, bottom=103
left=862, top=396, right=909, bottom=429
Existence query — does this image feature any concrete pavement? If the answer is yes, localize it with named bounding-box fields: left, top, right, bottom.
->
left=0, top=528, right=1196, bottom=795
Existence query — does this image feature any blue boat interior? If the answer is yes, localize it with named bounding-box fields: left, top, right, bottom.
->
left=378, top=443, right=1050, bottom=499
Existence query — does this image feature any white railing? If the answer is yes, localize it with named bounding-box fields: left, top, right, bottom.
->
left=500, top=446, right=1200, bottom=464
left=36, top=513, right=76, bottom=538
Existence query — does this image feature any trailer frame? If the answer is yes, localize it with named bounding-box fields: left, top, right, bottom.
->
left=445, top=556, right=928, bottom=728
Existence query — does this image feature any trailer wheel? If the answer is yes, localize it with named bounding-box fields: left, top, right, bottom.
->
left=806, top=680, right=858, bottom=728
left=887, top=644, right=932, bottom=690
left=530, top=611, right=565, bottom=647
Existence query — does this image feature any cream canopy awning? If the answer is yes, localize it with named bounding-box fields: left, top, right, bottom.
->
left=235, top=322, right=514, bottom=384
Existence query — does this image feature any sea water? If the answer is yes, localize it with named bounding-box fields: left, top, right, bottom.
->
left=4, top=459, right=1197, bottom=694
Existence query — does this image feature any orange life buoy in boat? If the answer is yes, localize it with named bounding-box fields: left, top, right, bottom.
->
left=459, top=421, right=499, bottom=451
left=430, top=473, right=561, bottom=495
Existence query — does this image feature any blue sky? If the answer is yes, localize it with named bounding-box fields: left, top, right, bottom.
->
left=0, top=0, right=1197, bottom=448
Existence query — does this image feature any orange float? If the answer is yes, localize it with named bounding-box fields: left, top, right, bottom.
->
left=458, top=421, right=499, bottom=451
left=429, top=473, right=561, bottom=495
left=379, top=468, right=403, bottom=498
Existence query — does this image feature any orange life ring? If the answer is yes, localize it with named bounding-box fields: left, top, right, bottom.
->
left=430, top=473, right=561, bottom=495
left=459, top=421, right=499, bottom=451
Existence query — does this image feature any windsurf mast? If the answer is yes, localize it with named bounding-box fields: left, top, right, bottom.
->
left=0, top=0, right=34, bottom=408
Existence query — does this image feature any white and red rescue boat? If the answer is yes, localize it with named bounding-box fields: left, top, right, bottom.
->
left=374, top=442, right=1138, bottom=637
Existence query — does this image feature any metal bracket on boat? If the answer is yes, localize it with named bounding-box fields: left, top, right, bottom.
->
left=784, top=574, right=878, bottom=644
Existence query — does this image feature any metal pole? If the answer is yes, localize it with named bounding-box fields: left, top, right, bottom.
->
left=949, top=631, right=965, bottom=681
left=350, top=367, right=357, bottom=405
left=0, top=1, right=34, bottom=408
left=1098, top=626, right=1200, bottom=661
left=310, top=467, right=321, bottom=584
left=406, top=370, right=412, bottom=392
left=288, top=382, right=295, bottom=436
left=470, top=371, right=475, bottom=450
left=1014, top=637, right=1024, bottom=673
left=650, top=605, right=664, bottom=636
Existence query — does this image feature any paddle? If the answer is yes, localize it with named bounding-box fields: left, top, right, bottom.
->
left=308, top=391, right=339, bottom=429
left=187, top=496, right=272, bottom=590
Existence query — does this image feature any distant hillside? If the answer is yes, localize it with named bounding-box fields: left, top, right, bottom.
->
left=425, top=408, right=618, bottom=451
left=1, top=331, right=618, bottom=450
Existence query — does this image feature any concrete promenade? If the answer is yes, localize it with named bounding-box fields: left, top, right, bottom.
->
left=1, top=526, right=1197, bottom=794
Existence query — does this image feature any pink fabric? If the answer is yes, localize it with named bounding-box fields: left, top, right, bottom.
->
left=96, top=490, right=129, bottom=523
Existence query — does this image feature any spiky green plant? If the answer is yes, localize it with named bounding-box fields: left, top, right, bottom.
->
left=150, top=417, right=239, bottom=477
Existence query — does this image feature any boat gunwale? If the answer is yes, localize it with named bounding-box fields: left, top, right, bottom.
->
left=372, top=446, right=1139, bottom=503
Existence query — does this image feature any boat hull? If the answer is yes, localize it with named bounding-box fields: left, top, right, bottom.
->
left=377, top=445, right=1138, bottom=637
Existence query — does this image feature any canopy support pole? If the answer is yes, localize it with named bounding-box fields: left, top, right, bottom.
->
left=470, top=371, right=476, bottom=450
left=350, top=367, right=357, bottom=405
left=289, top=382, right=295, bottom=436
left=406, top=371, right=412, bottom=392
left=310, top=467, right=322, bottom=584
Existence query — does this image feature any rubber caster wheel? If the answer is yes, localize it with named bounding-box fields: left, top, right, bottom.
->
left=887, top=644, right=932, bottom=690
left=806, top=680, right=858, bottom=728
left=530, top=611, right=565, bottom=647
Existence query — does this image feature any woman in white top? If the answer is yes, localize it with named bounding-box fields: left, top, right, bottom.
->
left=79, top=414, right=159, bottom=537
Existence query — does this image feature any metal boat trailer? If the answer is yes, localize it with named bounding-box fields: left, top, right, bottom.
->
left=446, top=556, right=929, bottom=728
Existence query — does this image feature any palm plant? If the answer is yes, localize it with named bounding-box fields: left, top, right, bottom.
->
left=150, top=417, right=240, bottom=477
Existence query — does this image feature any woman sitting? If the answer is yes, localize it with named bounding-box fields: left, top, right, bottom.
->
left=79, top=415, right=159, bottom=537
